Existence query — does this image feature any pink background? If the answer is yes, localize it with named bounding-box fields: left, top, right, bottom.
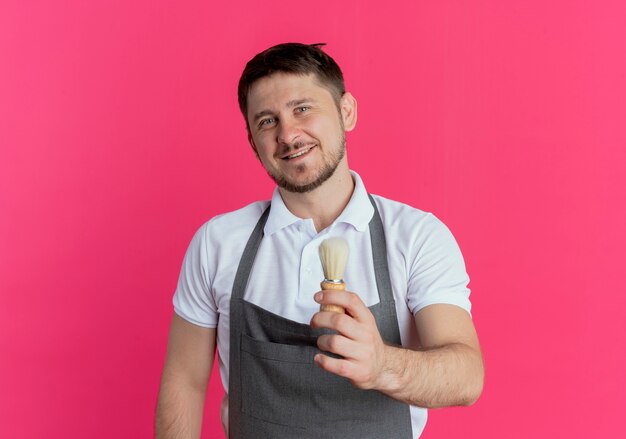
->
left=1, top=1, right=625, bottom=437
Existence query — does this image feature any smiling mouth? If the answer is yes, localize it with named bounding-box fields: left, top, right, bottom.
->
left=282, top=146, right=314, bottom=160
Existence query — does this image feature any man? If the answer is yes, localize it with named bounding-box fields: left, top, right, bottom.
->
left=156, top=42, right=483, bottom=439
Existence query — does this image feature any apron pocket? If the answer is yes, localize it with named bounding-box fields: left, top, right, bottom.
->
left=240, top=333, right=316, bottom=428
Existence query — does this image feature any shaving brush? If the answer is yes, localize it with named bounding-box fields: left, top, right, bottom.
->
left=318, top=237, right=349, bottom=313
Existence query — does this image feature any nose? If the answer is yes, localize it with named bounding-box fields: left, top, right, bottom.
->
left=276, top=117, right=301, bottom=145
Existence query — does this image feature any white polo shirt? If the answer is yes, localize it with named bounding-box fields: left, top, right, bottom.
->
left=173, top=171, right=471, bottom=437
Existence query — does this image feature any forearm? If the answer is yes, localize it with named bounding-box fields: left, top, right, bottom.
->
left=155, top=316, right=215, bottom=439
left=377, top=342, right=484, bottom=408
left=155, top=373, right=206, bottom=439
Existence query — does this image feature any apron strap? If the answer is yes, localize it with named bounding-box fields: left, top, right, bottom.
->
left=231, top=204, right=271, bottom=301
left=367, top=194, right=394, bottom=304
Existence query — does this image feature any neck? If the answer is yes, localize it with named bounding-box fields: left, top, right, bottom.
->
left=279, top=163, right=354, bottom=232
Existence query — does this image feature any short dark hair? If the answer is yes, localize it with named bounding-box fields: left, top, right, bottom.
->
left=237, top=42, right=345, bottom=123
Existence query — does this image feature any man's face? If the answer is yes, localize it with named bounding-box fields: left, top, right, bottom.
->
left=246, top=72, right=356, bottom=193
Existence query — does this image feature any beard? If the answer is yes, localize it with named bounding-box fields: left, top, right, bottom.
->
left=266, top=133, right=346, bottom=193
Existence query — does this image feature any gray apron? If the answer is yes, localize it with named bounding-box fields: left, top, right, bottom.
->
left=228, top=195, right=412, bottom=438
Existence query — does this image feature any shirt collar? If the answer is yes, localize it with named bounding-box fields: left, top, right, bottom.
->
left=263, top=170, right=374, bottom=236
left=263, top=188, right=303, bottom=236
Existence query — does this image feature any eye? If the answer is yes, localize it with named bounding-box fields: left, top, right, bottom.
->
left=258, top=118, right=275, bottom=128
left=296, top=106, right=310, bottom=113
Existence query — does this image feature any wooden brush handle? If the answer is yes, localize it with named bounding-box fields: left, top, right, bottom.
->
left=320, top=281, right=346, bottom=313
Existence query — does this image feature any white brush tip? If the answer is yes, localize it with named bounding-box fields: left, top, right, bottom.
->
left=319, top=237, right=349, bottom=281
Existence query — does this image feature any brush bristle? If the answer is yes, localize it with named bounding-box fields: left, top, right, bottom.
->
left=319, top=238, right=349, bottom=281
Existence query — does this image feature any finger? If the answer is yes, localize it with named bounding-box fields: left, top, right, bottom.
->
left=314, top=290, right=374, bottom=324
left=310, top=309, right=361, bottom=339
left=314, top=353, right=358, bottom=381
left=316, top=333, right=362, bottom=358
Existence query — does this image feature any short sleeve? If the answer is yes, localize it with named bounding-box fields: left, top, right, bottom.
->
left=172, top=223, right=218, bottom=328
left=407, top=214, right=472, bottom=316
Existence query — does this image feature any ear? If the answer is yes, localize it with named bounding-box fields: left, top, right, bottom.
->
left=340, top=92, right=358, bottom=132
left=248, top=132, right=260, bottom=160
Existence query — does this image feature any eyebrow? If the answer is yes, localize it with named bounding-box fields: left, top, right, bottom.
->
left=252, top=98, right=317, bottom=123
left=286, top=98, right=316, bottom=108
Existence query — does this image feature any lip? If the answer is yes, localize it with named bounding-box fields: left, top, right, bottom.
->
left=280, top=145, right=316, bottom=160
